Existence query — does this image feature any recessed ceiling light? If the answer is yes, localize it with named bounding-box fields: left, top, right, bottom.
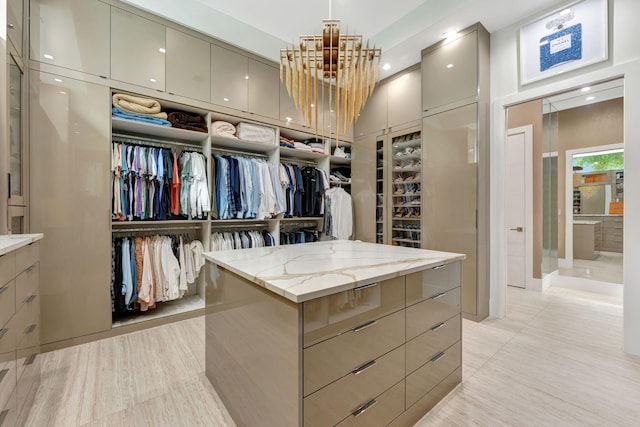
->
left=223, top=97, right=229, bottom=102
left=158, top=48, right=166, bottom=53
left=586, top=96, right=595, bottom=101
left=383, top=63, right=391, bottom=71
left=44, top=54, right=54, bottom=60
left=446, top=63, right=454, bottom=69
left=581, top=87, right=591, bottom=92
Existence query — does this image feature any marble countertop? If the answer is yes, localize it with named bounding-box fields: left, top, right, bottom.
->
left=573, top=220, right=601, bottom=225
left=0, top=233, right=44, bottom=256
left=204, top=240, right=465, bottom=303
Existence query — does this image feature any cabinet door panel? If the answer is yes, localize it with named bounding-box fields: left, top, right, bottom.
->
left=30, top=72, right=112, bottom=344
left=7, top=0, right=24, bottom=53
left=387, top=68, right=421, bottom=128
left=166, top=28, right=210, bottom=102
left=422, top=31, right=477, bottom=112
left=111, top=7, right=165, bottom=90
left=354, top=84, right=387, bottom=137
left=30, top=0, right=110, bottom=77
left=248, top=59, right=279, bottom=119
left=211, top=44, right=248, bottom=111
left=279, top=82, right=306, bottom=126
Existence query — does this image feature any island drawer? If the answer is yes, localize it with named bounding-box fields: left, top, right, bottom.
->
left=406, top=262, right=461, bottom=306
left=0, top=280, right=15, bottom=329
left=304, top=310, right=405, bottom=396
left=14, top=291, right=39, bottom=351
left=406, top=314, right=461, bottom=374
left=406, top=341, right=461, bottom=407
left=335, top=379, right=405, bottom=427
left=15, top=243, right=39, bottom=275
left=0, top=252, right=15, bottom=285
left=302, top=276, right=405, bottom=348
left=15, top=263, right=39, bottom=312
left=406, top=287, right=460, bottom=340
left=304, top=345, right=405, bottom=427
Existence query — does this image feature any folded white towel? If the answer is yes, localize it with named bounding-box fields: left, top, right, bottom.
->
left=112, top=93, right=167, bottom=119
left=236, top=122, right=276, bottom=144
left=293, top=141, right=312, bottom=152
left=211, top=121, right=237, bottom=138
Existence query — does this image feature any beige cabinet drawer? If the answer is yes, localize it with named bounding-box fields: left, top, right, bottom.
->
left=406, top=341, right=461, bottom=407
left=16, top=347, right=40, bottom=419
left=304, top=345, right=405, bottom=427
left=406, top=262, right=461, bottom=306
left=14, top=292, right=39, bottom=350
left=406, top=314, right=461, bottom=374
left=406, top=287, right=460, bottom=340
left=0, top=252, right=16, bottom=285
left=304, top=310, right=405, bottom=396
left=335, top=380, right=405, bottom=427
left=15, top=263, right=38, bottom=311
left=303, top=276, right=405, bottom=348
left=0, top=317, right=17, bottom=354
left=0, top=281, right=15, bottom=329
left=15, top=243, right=39, bottom=274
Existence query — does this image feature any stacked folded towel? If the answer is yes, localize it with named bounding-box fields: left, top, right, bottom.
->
left=293, top=141, right=312, bottom=152
left=279, top=137, right=296, bottom=149
left=211, top=121, right=237, bottom=138
left=112, top=93, right=171, bottom=126
left=168, top=111, right=208, bottom=133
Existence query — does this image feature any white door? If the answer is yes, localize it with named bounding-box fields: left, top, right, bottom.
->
left=506, top=126, right=533, bottom=288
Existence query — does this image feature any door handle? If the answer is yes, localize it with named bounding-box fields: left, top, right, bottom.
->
left=510, top=227, right=524, bottom=232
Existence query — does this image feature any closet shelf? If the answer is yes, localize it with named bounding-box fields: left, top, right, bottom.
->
left=391, top=138, right=421, bottom=149
left=111, top=219, right=206, bottom=228
left=280, top=147, right=328, bottom=161
left=280, top=217, right=324, bottom=222
left=211, top=134, right=276, bottom=154
left=211, top=219, right=274, bottom=226
left=111, top=294, right=205, bottom=328
left=112, top=117, right=208, bottom=143
left=392, top=238, right=421, bottom=244
left=330, top=156, right=351, bottom=165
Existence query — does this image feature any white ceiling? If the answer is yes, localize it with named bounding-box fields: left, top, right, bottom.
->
left=123, top=0, right=565, bottom=79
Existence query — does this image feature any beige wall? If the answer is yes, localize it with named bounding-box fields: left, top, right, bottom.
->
left=557, top=98, right=624, bottom=258
left=507, top=100, right=543, bottom=279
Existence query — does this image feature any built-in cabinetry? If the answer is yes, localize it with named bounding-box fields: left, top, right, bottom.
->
left=166, top=28, right=211, bottom=102
left=421, top=23, right=489, bottom=321
left=0, top=236, right=42, bottom=427
left=204, top=241, right=462, bottom=427
left=7, top=0, right=24, bottom=54
left=390, top=131, right=422, bottom=248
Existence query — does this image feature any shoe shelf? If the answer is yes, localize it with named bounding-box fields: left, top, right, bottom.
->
left=390, top=131, right=422, bottom=248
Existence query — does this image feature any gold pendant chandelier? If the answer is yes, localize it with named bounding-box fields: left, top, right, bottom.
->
left=280, top=7, right=381, bottom=141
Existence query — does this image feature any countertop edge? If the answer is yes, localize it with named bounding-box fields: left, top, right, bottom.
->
left=0, top=234, right=44, bottom=256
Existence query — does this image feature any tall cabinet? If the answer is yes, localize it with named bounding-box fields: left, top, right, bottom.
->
left=421, top=23, right=490, bottom=321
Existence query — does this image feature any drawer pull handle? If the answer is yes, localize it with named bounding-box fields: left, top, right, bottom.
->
left=26, top=265, right=36, bottom=272
left=432, top=264, right=446, bottom=270
left=0, top=328, right=7, bottom=340
left=0, top=409, right=9, bottom=425
left=431, top=322, right=446, bottom=331
left=432, top=292, right=447, bottom=300
left=431, top=352, right=446, bottom=363
left=25, top=324, right=37, bottom=335
left=24, top=353, right=37, bottom=366
left=0, top=369, right=7, bottom=385
left=352, top=320, right=377, bottom=333
left=355, top=282, right=378, bottom=291
left=0, top=286, right=7, bottom=295
left=25, top=294, right=37, bottom=303
left=352, top=398, right=377, bottom=417
left=352, top=360, right=376, bottom=375
left=8, top=23, right=15, bottom=29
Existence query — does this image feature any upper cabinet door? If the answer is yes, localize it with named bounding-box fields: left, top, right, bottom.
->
left=211, top=44, right=248, bottom=111
left=248, top=59, right=279, bottom=119
left=30, top=0, right=110, bottom=77
left=387, top=68, right=421, bottom=128
left=165, top=28, right=210, bottom=102
left=279, top=82, right=305, bottom=127
left=422, top=30, right=478, bottom=112
left=111, top=7, right=165, bottom=91
left=354, top=83, right=387, bottom=137
left=7, top=0, right=24, bottom=54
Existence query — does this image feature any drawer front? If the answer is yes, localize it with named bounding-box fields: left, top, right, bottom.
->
left=15, top=243, right=39, bottom=274
left=406, top=341, right=461, bottom=407
left=14, top=292, right=40, bottom=350
left=406, top=287, right=460, bottom=340
left=304, top=345, right=405, bottom=427
left=406, top=262, right=461, bottom=306
left=0, top=253, right=16, bottom=285
left=16, top=347, right=40, bottom=419
left=303, top=276, right=405, bottom=348
left=0, top=281, right=15, bottom=329
left=335, top=380, right=405, bottom=427
left=304, top=310, right=405, bottom=396
left=406, top=314, right=461, bottom=374
left=15, top=263, right=38, bottom=312
left=0, top=317, right=17, bottom=355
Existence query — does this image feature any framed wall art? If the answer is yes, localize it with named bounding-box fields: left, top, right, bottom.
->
left=519, top=0, right=608, bottom=85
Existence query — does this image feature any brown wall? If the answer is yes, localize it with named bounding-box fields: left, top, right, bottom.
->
left=557, top=98, right=624, bottom=258
left=507, top=100, right=543, bottom=279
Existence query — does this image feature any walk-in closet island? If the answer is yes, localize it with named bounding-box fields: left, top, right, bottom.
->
left=204, top=240, right=464, bottom=426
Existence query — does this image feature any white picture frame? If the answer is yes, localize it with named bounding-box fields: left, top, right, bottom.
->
left=519, top=0, right=608, bottom=85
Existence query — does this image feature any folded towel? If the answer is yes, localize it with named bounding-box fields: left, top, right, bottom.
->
left=236, top=122, right=276, bottom=144
left=167, top=111, right=208, bottom=133
left=112, top=93, right=168, bottom=119
left=112, top=107, right=171, bottom=127
left=279, top=140, right=295, bottom=149
left=293, top=141, right=312, bottom=152
left=211, top=121, right=237, bottom=138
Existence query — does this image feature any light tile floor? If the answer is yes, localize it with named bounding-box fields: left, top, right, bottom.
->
left=25, top=285, right=640, bottom=426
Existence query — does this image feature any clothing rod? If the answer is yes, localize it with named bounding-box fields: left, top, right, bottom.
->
left=280, top=158, right=318, bottom=166
left=112, top=225, right=202, bottom=233
left=112, top=133, right=202, bottom=150
left=211, top=147, right=269, bottom=159
left=211, top=223, right=269, bottom=230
